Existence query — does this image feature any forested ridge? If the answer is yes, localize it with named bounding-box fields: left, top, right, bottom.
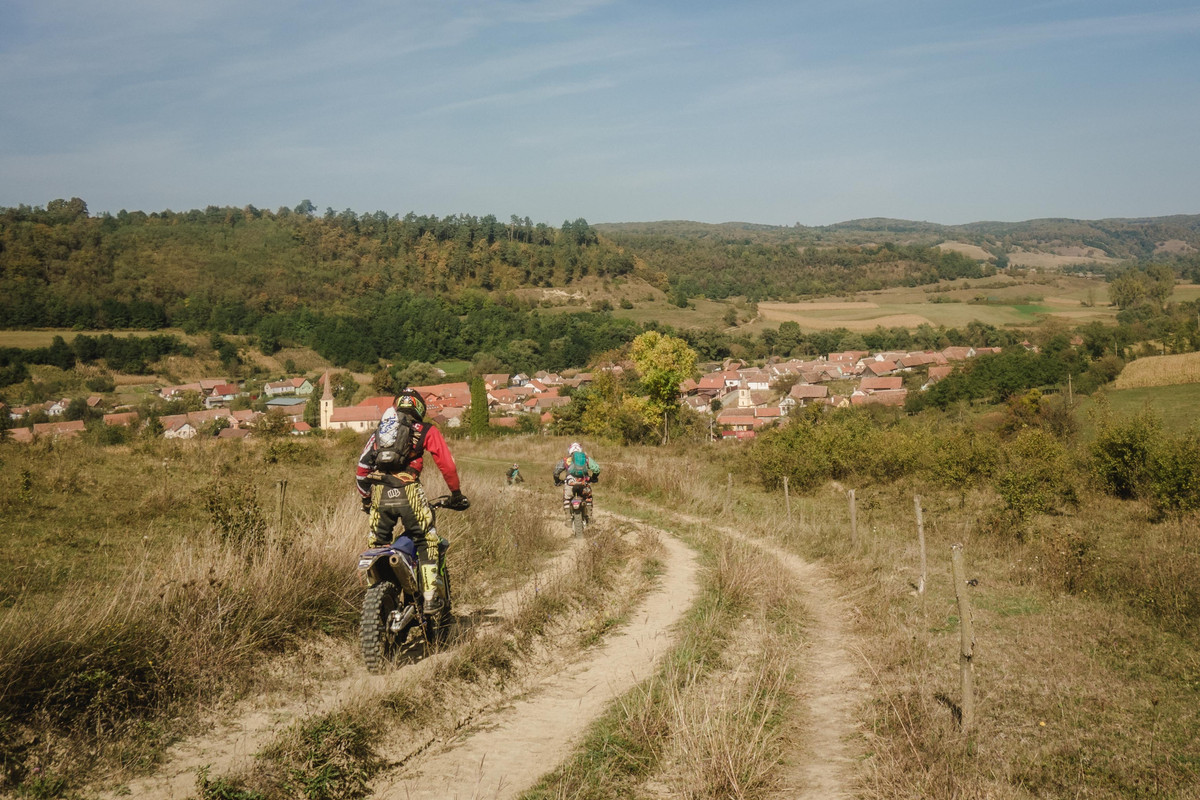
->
left=3, top=199, right=1199, bottom=373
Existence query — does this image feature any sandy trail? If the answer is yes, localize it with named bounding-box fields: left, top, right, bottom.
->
left=372, top=530, right=699, bottom=800
left=661, top=511, right=863, bottom=800
left=747, top=535, right=862, bottom=800
left=93, top=530, right=588, bottom=800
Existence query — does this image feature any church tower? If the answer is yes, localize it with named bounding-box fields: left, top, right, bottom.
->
left=320, top=369, right=334, bottom=429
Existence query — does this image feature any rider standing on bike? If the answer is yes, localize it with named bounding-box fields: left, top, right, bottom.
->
left=553, top=441, right=600, bottom=515
left=357, top=389, right=467, bottom=614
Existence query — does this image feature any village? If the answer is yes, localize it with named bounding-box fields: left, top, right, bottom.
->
left=3, top=344, right=1013, bottom=443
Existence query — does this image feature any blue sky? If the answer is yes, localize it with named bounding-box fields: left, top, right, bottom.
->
left=1, top=0, right=1197, bottom=226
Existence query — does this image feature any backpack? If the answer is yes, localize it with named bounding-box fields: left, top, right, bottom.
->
left=373, top=408, right=420, bottom=472
left=568, top=450, right=589, bottom=478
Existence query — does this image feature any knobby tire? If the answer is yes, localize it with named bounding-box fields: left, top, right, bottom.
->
left=361, top=581, right=400, bottom=674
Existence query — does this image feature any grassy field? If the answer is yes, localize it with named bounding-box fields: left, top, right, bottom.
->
left=0, top=328, right=202, bottom=348
left=1077, top=382, right=1200, bottom=435
left=604, top=274, right=1132, bottom=334
left=2, top=419, right=1199, bottom=797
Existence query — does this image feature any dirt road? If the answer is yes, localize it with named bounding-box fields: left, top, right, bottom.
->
left=372, top=531, right=699, bottom=800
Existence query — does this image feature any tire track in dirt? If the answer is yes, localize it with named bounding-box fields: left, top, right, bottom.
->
left=371, top=521, right=699, bottom=800
left=661, top=510, right=863, bottom=800
left=91, top=529, right=590, bottom=800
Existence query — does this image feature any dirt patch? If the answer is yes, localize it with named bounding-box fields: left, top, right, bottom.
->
left=91, top=520, right=590, bottom=800
left=372, top=527, right=699, bottom=800
left=760, top=301, right=880, bottom=312
left=936, top=241, right=993, bottom=261
left=1155, top=239, right=1196, bottom=255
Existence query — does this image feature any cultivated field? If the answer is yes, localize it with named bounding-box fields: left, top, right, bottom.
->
left=1113, top=351, right=1200, bottom=389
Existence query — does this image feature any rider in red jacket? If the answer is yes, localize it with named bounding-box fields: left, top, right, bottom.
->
left=356, top=389, right=467, bottom=613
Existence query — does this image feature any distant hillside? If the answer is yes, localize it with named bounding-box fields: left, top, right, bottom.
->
left=597, top=213, right=1200, bottom=262
left=3, top=201, right=1197, bottom=346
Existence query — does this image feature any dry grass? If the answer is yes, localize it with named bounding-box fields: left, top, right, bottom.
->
left=207, top=520, right=653, bottom=800
left=1113, top=350, right=1200, bottom=389
left=0, top=434, right=570, bottom=795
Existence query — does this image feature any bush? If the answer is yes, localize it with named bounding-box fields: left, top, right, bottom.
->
left=200, top=478, right=267, bottom=545
left=996, top=429, right=1077, bottom=524
left=1146, top=430, right=1200, bottom=519
left=1090, top=405, right=1162, bottom=499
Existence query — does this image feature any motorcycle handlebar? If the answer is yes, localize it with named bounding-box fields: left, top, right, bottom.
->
left=432, top=494, right=471, bottom=511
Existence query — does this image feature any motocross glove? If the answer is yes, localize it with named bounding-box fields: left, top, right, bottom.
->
left=449, top=490, right=470, bottom=510
left=360, top=496, right=372, bottom=514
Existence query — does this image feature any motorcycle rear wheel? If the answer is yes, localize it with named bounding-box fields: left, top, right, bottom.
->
left=572, top=510, right=585, bottom=538
left=361, top=581, right=401, bottom=674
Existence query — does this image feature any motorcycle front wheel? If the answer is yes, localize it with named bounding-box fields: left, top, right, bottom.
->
left=361, top=581, right=401, bottom=674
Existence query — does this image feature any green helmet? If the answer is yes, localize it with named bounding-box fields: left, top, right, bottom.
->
left=394, top=388, right=426, bottom=421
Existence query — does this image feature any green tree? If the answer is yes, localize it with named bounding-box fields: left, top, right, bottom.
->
left=1108, top=273, right=1147, bottom=310
left=630, top=331, right=697, bottom=444
left=467, top=377, right=490, bottom=437
left=251, top=409, right=294, bottom=439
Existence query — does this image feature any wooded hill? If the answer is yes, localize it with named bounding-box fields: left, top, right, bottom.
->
left=597, top=213, right=1200, bottom=262
left=3, top=199, right=1197, bottom=372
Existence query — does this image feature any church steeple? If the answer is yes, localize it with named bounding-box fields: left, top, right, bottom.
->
left=320, top=369, right=334, bottom=429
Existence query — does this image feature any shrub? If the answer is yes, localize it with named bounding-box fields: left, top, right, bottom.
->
left=996, top=429, right=1076, bottom=523
left=1146, top=430, right=1200, bottom=519
left=200, top=478, right=267, bottom=545
left=1090, top=406, right=1163, bottom=499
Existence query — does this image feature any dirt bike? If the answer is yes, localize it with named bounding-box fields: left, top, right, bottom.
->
left=563, top=475, right=592, bottom=538
left=357, top=495, right=467, bottom=674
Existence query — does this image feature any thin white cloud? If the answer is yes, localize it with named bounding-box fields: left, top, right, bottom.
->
left=891, top=7, right=1200, bottom=57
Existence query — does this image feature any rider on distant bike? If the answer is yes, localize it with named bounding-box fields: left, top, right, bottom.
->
left=553, top=442, right=600, bottom=517
left=356, top=389, right=467, bottom=614
left=506, top=463, right=524, bottom=485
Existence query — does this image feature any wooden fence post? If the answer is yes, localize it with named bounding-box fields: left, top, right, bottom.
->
left=784, top=476, right=791, bottom=522
left=848, top=489, right=857, bottom=545
left=951, top=543, right=975, bottom=735
left=915, top=495, right=927, bottom=595
left=277, top=479, right=288, bottom=529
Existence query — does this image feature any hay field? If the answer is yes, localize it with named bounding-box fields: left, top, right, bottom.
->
left=1113, top=351, right=1200, bottom=389
left=0, top=328, right=201, bottom=348
left=936, top=240, right=993, bottom=260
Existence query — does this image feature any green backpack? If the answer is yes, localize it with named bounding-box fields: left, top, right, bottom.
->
left=568, top=450, right=589, bottom=478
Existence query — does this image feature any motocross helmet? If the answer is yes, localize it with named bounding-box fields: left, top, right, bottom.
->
left=394, top=388, right=426, bottom=421
left=568, top=442, right=582, bottom=455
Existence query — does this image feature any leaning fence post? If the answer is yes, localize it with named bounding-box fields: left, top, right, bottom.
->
left=784, top=476, right=791, bottom=522
left=848, top=489, right=857, bottom=545
left=915, top=495, right=927, bottom=595
left=951, top=543, right=975, bottom=735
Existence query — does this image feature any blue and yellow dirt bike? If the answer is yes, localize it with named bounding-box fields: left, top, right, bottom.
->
left=357, top=495, right=468, bottom=674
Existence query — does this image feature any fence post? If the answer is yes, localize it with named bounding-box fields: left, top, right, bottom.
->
left=277, top=479, right=288, bottom=529
left=951, top=543, right=975, bottom=735
left=848, top=489, right=857, bottom=545
left=784, top=476, right=791, bottom=522
left=915, top=495, right=927, bottom=595
left=726, top=473, right=732, bottom=515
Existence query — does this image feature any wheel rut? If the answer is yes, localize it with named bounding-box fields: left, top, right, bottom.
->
left=89, top=521, right=592, bottom=800
left=370, top=524, right=699, bottom=800
left=665, top=510, right=864, bottom=800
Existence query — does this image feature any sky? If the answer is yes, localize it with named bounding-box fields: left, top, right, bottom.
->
left=1, top=0, right=1198, bottom=227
